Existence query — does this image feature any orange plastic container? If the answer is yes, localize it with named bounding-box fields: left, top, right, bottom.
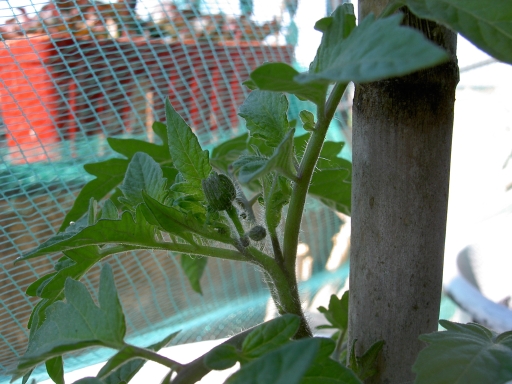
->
left=0, top=36, right=62, bottom=163
left=0, top=35, right=294, bottom=163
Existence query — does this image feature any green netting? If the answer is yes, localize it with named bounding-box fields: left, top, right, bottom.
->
left=0, top=0, right=353, bottom=380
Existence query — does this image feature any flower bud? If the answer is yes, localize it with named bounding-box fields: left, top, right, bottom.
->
left=240, top=235, right=250, bottom=248
left=201, top=172, right=236, bottom=212
left=247, top=225, right=267, bottom=242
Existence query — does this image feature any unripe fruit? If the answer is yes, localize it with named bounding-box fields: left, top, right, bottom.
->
left=202, top=172, right=236, bottom=212
left=247, top=225, right=267, bottom=241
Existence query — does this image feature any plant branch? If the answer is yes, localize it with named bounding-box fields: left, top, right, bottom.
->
left=265, top=176, right=283, bottom=266
left=248, top=193, right=261, bottom=206
left=171, top=327, right=255, bottom=384
left=270, top=232, right=284, bottom=267
left=282, top=82, right=348, bottom=274
left=226, top=204, right=246, bottom=239
left=246, top=246, right=280, bottom=272
left=249, top=246, right=312, bottom=338
left=233, top=184, right=257, bottom=222
left=153, top=242, right=247, bottom=262
left=129, top=345, right=184, bottom=371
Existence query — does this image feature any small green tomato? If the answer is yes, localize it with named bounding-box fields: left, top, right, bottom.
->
left=247, top=225, right=267, bottom=242
left=202, top=172, right=237, bottom=212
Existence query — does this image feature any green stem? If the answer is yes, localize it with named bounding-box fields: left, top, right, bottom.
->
left=265, top=176, right=283, bottom=266
left=172, top=327, right=255, bottom=384
left=270, top=231, right=284, bottom=267
left=335, top=327, right=347, bottom=362
left=235, top=191, right=257, bottom=222
left=248, top=193, right=261, bottom=206
left=247, top=246, right=282, bottom=274
left=129, top=345, right=183, bottom=371
left=282, top=83, right=348, bottom=274
left=249, top=246, right=312, bottom=338
left=153, top=243, right=247, bottom=262
left=226, top=204, right=245, bottom=239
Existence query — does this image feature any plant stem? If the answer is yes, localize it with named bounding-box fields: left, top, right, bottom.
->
left=250, top=246, right=312, bottom=338
left=154, top=243, right=247, bottom=262
left=248, top=193, right=261, bottom=206
left=265, top=176, right=284, bottom=266
left=270, top=231, right=284, bottom=267
left=235, top=190, right=257, bottom=222
left=172, top=327, right=255, bottom=384
left=273, top=83, right=347, bottom=339
left=335, top=328, right=347, bottom=362
left=226, top=204, right=245, bottom=238
left=129, top=345, right=183, bottom=371
left=282, top=82, right=348, bottom=274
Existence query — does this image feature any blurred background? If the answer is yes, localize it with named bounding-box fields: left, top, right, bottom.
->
left=0, top=0, right=511, bottom=382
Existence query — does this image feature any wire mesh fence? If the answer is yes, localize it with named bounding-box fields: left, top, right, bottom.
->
left=0, top=0, right=352, bottom=379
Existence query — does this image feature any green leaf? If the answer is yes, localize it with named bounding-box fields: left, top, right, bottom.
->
left=210, top=133, right=249, bottom=173
left=314, top=17, right=333, bottom=32
left=405, top=0, right=512, bottom=65
left=180, top=254, right=208, bottom=294
left=27, top=247, right=112, bottom=329
left=12, top=265, right=126, bottom=379
left=413, top=321, right=512, bottom=384
left=204, top=344, right=239, bottom=370
left=248, top=63, right=327, bottom=105
left=242, top=314, right=300, bottom=359
left=232, top=156, right=268, bottom=183
left=296, top=13, right=449, bottom=85
left=160, top=371, right=172, bottom=384
left=107, top=122, right=172, bottom=164
left=87, top=198, right=99, bottom=226
left=45, top=356, right=64, bottom=384
left=118, top=152, right=168, bottom=209
left=26, top=273, right=55, bottom=297
left=21, top=371, right=34, bottom=384
left=165, top=99, right=211, bottom=195
left=299, top=110, right=316, bottom=131
left=317, top=292, right=349, bottom=331
left=27, top=299, right=48, bottom=331
left=60, top=158, right=129, bottom=232
left=143, top=192, right=221, bottom=244
left=302, top=338, right=362, bottom=384
left=98, top=347, right=148, bottom=381
left=59, top=122, right=173, bottom=232
left=347, top=339, right=384, bottom=381
left=238, top=91, right=290, bottom=148
left=25, top=247, right=125, bottom=335
left=308, top=4, right=357, bottom=75
left=226, top=338, right=322, bottom=384
left=19, top=206, right=160, bottom=260
left=99, top=265, right=126, bottom=342
left=263, top=175, right=291, bottom=233
left=73, top=378, right=105, bottom=384
left=101, top=331, right=179, bottom=384
left=356, top=340, right=385, bottom=381
left=242, top=78, right=258, bottom=90
left=101, top=200, right=119, bottom=220
left=308, top=141, right=351, bottom=215
left=348, top=339, right=358, bottom=374
left=303, top=358, right=362, bottom=384
left=233, top=129, right=297, bottom=184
